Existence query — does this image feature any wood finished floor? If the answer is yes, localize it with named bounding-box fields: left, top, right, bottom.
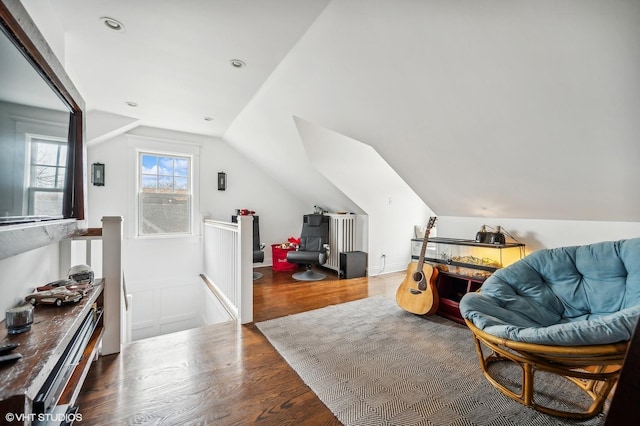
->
left=76, top=267, right=404, bottom=425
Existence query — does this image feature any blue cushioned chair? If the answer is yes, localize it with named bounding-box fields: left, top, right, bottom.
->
left=459, top=238, right=640, bottom=418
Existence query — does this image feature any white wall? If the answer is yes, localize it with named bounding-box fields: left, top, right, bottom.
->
left=0, top=243, right=60, bottom=322
left=197, top=129, right=310, bottom=248
left=86, top=125, right=308, bottom=339
left=294, top=117, right=432, bottom=274
left=438, top=216, right=640, bottom=254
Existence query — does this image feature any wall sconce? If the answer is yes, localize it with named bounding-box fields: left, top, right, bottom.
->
left=91, top=162, right=105, bottom=186
left=218, top=172, right=226, bottom=191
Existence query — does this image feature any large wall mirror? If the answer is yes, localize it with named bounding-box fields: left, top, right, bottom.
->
left=0, top=1, right=85, bottom=259
left=0, top=23, right=73, bottom=221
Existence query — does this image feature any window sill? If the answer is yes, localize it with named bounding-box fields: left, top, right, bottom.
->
left=132, top=233, right=200, bottom=241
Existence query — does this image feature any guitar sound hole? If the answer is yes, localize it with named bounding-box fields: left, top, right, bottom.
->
left=413, top=271, right=427, bottom=291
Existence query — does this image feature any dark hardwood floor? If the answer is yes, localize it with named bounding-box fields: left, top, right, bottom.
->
left=76, top=267, right=404, bottom=425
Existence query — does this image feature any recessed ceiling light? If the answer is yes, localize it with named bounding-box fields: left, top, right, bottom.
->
left=125, top=101, right=138, bottom=107
left=230, top=59, right=246, bottom=68
left=204, top=117, right=214, bottom=121
left=101, top=17, right=125, bottom=32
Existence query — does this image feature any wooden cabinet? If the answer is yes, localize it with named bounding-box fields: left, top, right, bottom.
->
left=0, top=281, right=104, bottom=423
left=435, top=272, right=484, bottom=324
left=411, top=237, right=525, bottom=324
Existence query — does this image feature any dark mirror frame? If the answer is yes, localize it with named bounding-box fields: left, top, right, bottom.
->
left=0, top=1, right=86, bottom=260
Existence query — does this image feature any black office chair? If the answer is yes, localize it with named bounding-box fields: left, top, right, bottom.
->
left=252, top=216, right=265, bottom=280
left=286, top=214, right=330, bottom=281
left=232, top=215, right=265, bottom=280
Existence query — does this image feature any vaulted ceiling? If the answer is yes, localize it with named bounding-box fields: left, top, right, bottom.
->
left=29, top=0, right=640, bottom=222
left=44, top=0, right=330, bottom=136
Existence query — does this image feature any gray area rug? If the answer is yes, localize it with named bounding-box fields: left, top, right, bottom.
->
left=256, top=296, right=606, bottom=426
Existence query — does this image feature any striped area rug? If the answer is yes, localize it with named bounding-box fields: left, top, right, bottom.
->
left=256, top=296, right=606, bottom=426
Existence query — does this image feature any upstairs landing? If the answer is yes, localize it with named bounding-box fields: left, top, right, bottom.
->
left=76, top=267, right=401, bottom=424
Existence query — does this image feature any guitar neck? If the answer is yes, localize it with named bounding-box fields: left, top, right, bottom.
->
left=416, top=232, right=430, bottom=272
left=416, top=217, right=436, bottom=273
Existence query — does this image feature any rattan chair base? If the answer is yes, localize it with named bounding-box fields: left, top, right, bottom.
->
left=465, top=319, right=628, bottom=419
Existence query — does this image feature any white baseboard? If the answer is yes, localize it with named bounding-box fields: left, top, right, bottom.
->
left=367, top=261, right=407, bottom=276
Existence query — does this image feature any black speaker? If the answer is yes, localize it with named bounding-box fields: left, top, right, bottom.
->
left=339, top=251, right=367, bottom=279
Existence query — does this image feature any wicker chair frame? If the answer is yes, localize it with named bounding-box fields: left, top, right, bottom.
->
left=464, top=319, right=629, bottom=419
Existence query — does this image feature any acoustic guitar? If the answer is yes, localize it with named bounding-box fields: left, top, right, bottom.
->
left=396, top=217, right=439, bottom=315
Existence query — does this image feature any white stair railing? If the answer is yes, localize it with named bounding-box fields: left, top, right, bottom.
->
left=63, top=217, right=131, bottom=350
left=101, top=216, right=123, bottom=354
left=202, top=216, right=253, bottom=324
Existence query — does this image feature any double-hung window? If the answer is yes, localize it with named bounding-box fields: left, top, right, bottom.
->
left=138, top=152, right=191, bottom=236
left=28, top=136, right=67, bottom=216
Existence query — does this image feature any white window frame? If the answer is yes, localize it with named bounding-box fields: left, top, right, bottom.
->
left=26, top=134, right=68, bottom=216
left=11, top=117, right=68, bottom=218
left=127, top=134, right=201, bottom=240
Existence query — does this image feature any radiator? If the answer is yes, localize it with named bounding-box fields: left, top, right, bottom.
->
left=325, top=214, right=357, bottom=272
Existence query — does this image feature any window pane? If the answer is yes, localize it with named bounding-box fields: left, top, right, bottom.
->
left=139, top=193, right=190, bottom=234
left=33, top=191, right=63, bottom=216
left=158, top=176, right=173, bottom=191
left=174, top=177, right=188, bottom=192
left=141, top=175, right=157, bottom=191
left=28, top=138, right=67, bottom=217
left=32, top=142, right=61, bottom=166
left=33, top=166, right=57, bottom=188
left=175, top=158, right=188, bottom=177
left=33, top=166, right=65, bottom=188
left=138, top=152, right=192, bottom=236
left=158, top=157, right=174, bottom=176
left=141, top=155, right=158, bottom=174
left=55, top=169, right=66, bottom=189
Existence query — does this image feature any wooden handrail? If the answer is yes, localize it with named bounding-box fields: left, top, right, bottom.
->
left=80, top=227, right=102, bottom=237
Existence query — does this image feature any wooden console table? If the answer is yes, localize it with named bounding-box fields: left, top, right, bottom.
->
left=0, top=281, right=104, bottom=422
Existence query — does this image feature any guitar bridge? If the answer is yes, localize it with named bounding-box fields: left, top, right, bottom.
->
left=409, top=289, right=422, bottom=295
